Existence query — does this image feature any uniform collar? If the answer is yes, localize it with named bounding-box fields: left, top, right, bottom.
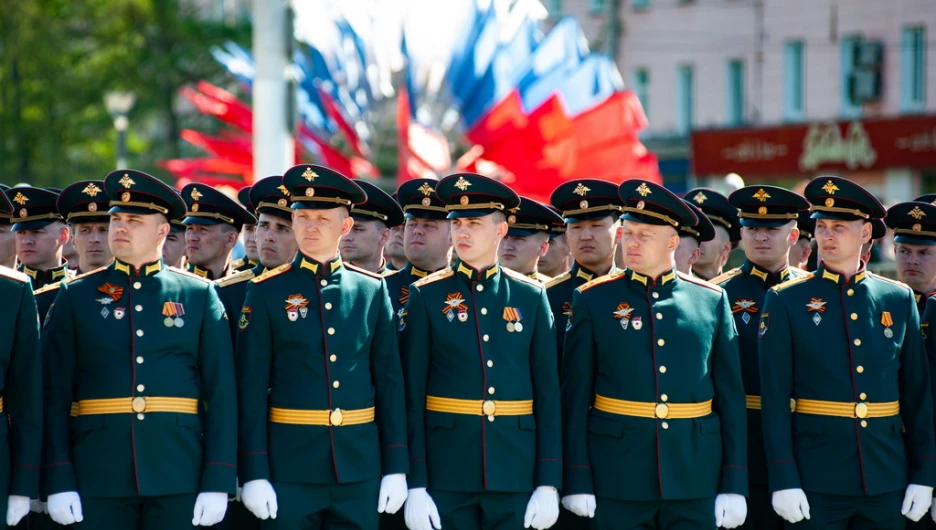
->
left=20, top=262, right=70, bottom=284
left=113, top=258, right=163, bottom=276
left=817, top=261, right=867, bottom=285
left=570, top=262, right=602, bottom=283
left=186, top=262, right=228, bottom=280
left=454, top=259, right=500, bottom=283
left=407, top=264, right=430, bottom=279
left=913, top=290, right=936, bottom=305
left=627, top=268, right=677, bottom=287
left=742, top=260, right=792, bottom=286
left=294, top=252, right=343, bottom=277
left=248, top=258, right=258, bottom=267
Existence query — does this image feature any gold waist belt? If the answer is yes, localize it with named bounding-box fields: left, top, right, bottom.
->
left=793, top=398, right=899, bottom=419
left=77, top=397, right=198, bottom=415
left=594, top=395, right=713, bottom=419
left=425, top=396, right=533, bottom=416
left=268, top=406, right=375, bottom=426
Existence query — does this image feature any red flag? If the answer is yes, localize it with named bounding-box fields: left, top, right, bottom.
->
left=318, top=87, right=364, bottom=157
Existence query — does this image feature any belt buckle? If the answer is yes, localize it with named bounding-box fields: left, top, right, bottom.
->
left=655, top=403, right=669, bottom=419
left=482, top=400, right=496, bottom=416
left=790, top=398, right=796, bottom=413
left=131, top=396, right=147, bottom=414
left=855, top=402, right=869, bottom=419
left=330, top=408, right=344, bottom=426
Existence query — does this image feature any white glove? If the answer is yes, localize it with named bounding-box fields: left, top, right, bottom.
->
left=47, top=491, right=84, bottom=525
left=192, top=492, right=229, bottom=526
left=524, top=486, right=559, bottom=529
left=561, top=494, right=596, bottom=518
left=241, top=479, right=278, bottom=520
left=772, top=488, right=810, bottom=523
left=404, top=488, right=442, bottom=530
left=901, top=484, right=933, bottom=522
left=714, top=493, right=747, bottom=528
left=29, top=499, right=44, bottom=514
left=6, top=495, right=30, bottom=526
left=377, top=474, right=408, bottom=515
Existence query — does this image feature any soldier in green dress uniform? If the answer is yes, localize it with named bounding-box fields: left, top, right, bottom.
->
left=759, top=176, right=936, bottom=529
left=561, top=179, right=748, bottom=530
left=384, top=193, right=408, bottom=272
left=162, top=190, right=187, bottom=269
left=43, top=169, right=237, bottom=529
left=708, top=185, right=811, bottom=530
left=673, top=199, right=715, bottom=276
left=230, top=185, right=259, bottom=273
left=0, top=189, right=43, bottom=530
left=236, top=164, right=408, bottom=529
left=383, top=179, right=453, bottom=320
left=789, top=211, right=815, bottom=271
left=340, top=180, right=404, bottom=275
left=537, top=207, right=570, bottom=280
left=683, top=188, right=741, bottom=281
left=886, top=201, right=936, bottom=315
left=498, top=197, right=563, bottom=284
left=400, top=172, right=561, bottom=530
left=4, top=187, right=72, bottom=289
left=181, top=183, right=256, bottom=280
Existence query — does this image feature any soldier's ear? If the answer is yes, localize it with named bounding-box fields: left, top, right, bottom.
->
left=340, top=215, right=355, bottom=236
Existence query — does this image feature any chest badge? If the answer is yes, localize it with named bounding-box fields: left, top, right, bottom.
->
left=561, top=301, right=572, bottom=317
left=881, top=311, right=894, bottom=338
left=285, top=294, right=309, bottom=321
left=98, top=283, right=124, bottom=302
left=732, top=298, right=758, bottom=325
left=613, top=303, right=634, bottom=330
left=632, top=316, right=643, bottom=330
left=503, top=307, right=523, bottom=332
left=162, top=302, right=185, bottom=327
left=806, top=298, right=826, bottom=325
left=443, top=292, right=468, bottom=323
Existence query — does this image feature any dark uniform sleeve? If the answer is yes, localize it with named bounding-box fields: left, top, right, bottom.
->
left=198, top=284, right=238, bottom=494
left=8, top=281, right=42, bottom=498
left=401, top=285, right=431, bottom=489
left=560, top=289, right=596, bottom=495
left=42, top=285, right=79, bottom=495
left=899, top=291, right=936, bottom=487
left=236, top=283, right=273, bottom=483
left=758, top=290, right=801, bottom=493
left=371, top=281, right=409, bottom=476
left=711, top=290, right=748, bottom=495
left=530, top=288, right=562, bottom=489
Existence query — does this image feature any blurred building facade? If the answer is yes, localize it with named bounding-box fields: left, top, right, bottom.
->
left=549, top=0, right=935, bottom=200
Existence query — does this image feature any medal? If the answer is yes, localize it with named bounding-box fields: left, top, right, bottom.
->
left=174, top=317, right=184, bottom=328
left=162, top=301, right=185, bottom=328
left=884, top=328, right=893, bottom=338
left=514, top=322, right=523, bottom=332
left=506, top=322, right=515, bottom=332
left=881, top=312, right=893, bottom=338
left=458, top=310, right=468, bottom=322
left=443, top=292, right=468, bottom=322
left=287, top=310, right=298, bottom=322
left=632, top=316, right=643, bottom=330
left=503, top=307, right=523, bottom=332
left=114, top=307, right=125, bottom=320
left=613, top=303, right=633, bottom=330
left=285, top=294, right=309, bottom=322
left=807, top=298, right=826, bottom=326
left=164, top=317, right=174, bottom=327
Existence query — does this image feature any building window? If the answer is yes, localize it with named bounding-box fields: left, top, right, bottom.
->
left=676, top=65, right=694, bottom=134
left=632, top=0, right=649, bottom=9
left=840, top=35, right=862, bottom=118
left=633, top=68, right=650, bottom=121
left=784, top=41, right=805, bottom=121
left=545, top=0, right=562, bottom=18
left=588, top=0, right=605, bottom=15
left=726, top=59, right=745, bottom=125
left=902, top=26, right=926, bottom=112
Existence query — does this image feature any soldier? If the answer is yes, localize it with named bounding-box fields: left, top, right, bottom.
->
left=708, top=185, right=810, bottom=530
left=537, top=207, right=571, bottom=279
left=231, top=185, right=259, bottom=273
left=181, top=183, right=256, bottom=280
left=684, top=188, right=741, bottom=281
left=236, top=165, right=407, bottom=529
left=384, top=178, right=453, bottom=318
left=789, top=211, right=814, bottom=270
left=401, top=172, right=561, bottom=530
left=673, top=199, right=716, bottom=276
left=0, top=189, right=43, bottom=530
left=384, top=195, right=408, bottom=272
left=886, top=201, right=936, bottom=315
left=163, top=217, right=187, bottom=269
left=4, top=187, right=71, bottom=289
left=43, top=169, right=237, bottom=529
left=0, top=184, right=15, bottom=268
left=561, top=179, right=747, bottom=530
left=760, top=176, right=936, bottom=529
left=499, top=197, right=563, bottom=283
left=340, top=180, right=404, bottom=275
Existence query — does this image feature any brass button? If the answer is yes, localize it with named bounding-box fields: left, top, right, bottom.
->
left=481, top=308, right=488, bottom=315
left=133, top=282, right=142, bottom=289
left=659, top=366, right=666, bottom=373
left=661, top=422, right=669, bottom=429
left=847, top=289, right=855, bottom=296
left=136, top=330, right=144, bottom=337
left=136, top=356, right=144, bottom=364
left=330, top=354, right=337, bottom=362
left=657, top=339, right=665, bottom=346
left=325, top=302, right=333, bottom=310
left=328, top=328, right=335, bottom=335
left=320, top=279, right=328, bottom=286
left=482, top=400, right=496, bottom=416
left=476, top=285, right=484, bottom=292
left=851, top=313, right=858, bottom=320
left=487, top=360, right=494, bottom=368
left=655, top=403, right=669, bottom=419
left=855, top=403, right=869, bottom=418
left=137, top=413, right=145, bottom=420
left=859, top=392, right=867, bottom=400
left=652, top=292, right=660, bottom=299
left=333, top=381, right=340, bottom=388
left=861, top=420, right=868, bottom=428
left=131, top=397, right=147, bottom=413
left=135, top=305, right=143, bottom=312
left=483, top=334, right=490, bottom=342
left=330, top=409, right=343, bottom=426
left=854, top=339, right=861, bottom=346
left=660, top=394, right=668, bottom=402
left=488, top=387, right=495, bottom=395
left=136, top=384, right=145, bottom=392
left=656, top=313, right=663, bottom=320
left=856, top=365, right=864, bottom=373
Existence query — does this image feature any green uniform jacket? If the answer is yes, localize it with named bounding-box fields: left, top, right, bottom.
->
left=562, top=269, right=747, bottom=501
left=216, top=264, right=266, bottom=343
left=384, top=264, right=433, bottom=319
left=546, top=263, right=604, bottom=366
left=759, top=266, right=936, bottom=496
left=19, top=263, right=71, bottom=290
left=0, top=268, right=43, bottom=499
left=42, top=259, right=237, bottom=498
left=400, top=260, right=562, bottom=493
left=711, top=262, right=806, bottom=486
left=236, top=253, right=408, bottom=485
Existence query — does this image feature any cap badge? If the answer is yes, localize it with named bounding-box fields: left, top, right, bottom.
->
left=692, top=191, right=707, bottom=204
left=460, top=195, right=470, bottom=205
left=82, top=183, right=102, bottom=197
left=421, top=197, right=431, bottom=206
left=12, top=192, right=27, bottom=205
left=579, top=200, right=589, bottom=209
left=454, top=176, right=472, bottom=191
left=276, top=184, right=291, bottom=196
left=821, top=180, right=840, bottom=195
left=758, top=206, right=768, bottom=215
left=88, top=203, right=98, bottom=212
left=417, top=183, right=435, bottom=196
left=190, top=188, right=203, bottom=201
left=121, top=192, right=131, bottom=202
left=191, top=204, right=199, bottom=213
left=825, top=198, right=835, bottom=207
left=913, top=223, right=923, bottom=232
left=753, top=188, right=771, bottom=202
left=636, top=201, right=645, bottom=210
left=573, top=183, right=591, bottom=197
left=118, top=174, right=136, bottom=188
left=305, top=188, right=315, bottom=197
left=301, top=168, right=318, bottom=182
left=636, top=183, right=652, bottom=197
left=277, top=198, right=288, bottom=207
left=508, top=215, right=517, bottom=224
left=18, top=208, right=26, bottom=218
left=909, top=206, right=927, bottom=220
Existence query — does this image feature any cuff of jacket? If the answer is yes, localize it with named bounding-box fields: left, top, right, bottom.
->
left=561, top=465, right=593, bottom=496
left=382, top=445, right=410, bottom=477
left=42, top=463, right=76, bottom=498
left=767, top=460, right=801, bottom=493
left=535, top=459, right=563, bottom=490
left=201, top=462, right=237, bottom=494
left=909, top=456, right=936, bottom=488
left=408, top=459, right=427, bottom=489
left=718, top=465, right=749, bottom=496
left=239, top=453, right=270, bottom=485
left=11, top=466, right=39, bottom=499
